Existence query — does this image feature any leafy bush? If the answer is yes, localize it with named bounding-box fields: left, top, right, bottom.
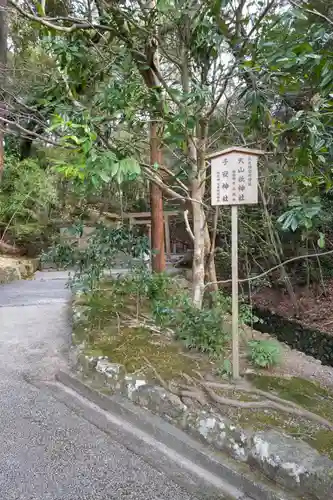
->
left=57, top=230, right=260, bottom=359
left=137, top=269, right=173, bottom=302
left=173, top=297, right=228, bottom=357
left=247, top=339, right=281, bottom=369
left=0, top=154, right=57, bottom=246
left=209, top=290, right=262, bottom=326
left=44, top=223, right=149, bottom=292
left=81, top=268, right=230, bottom=358
left=151, top=286, right=229, bottom=358
left=216, top=359, right=233, bottom=378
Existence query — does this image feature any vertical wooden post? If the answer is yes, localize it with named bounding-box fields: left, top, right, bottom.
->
left=231, top=205, right=239, bottom=379
left=164, top=213, right=171, bottom=258
left=208, top=146, right=263, bottom=381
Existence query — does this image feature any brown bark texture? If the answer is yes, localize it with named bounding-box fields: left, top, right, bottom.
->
left=0, top=0, right=7, bottom=180
left=150, top=121, right=165, bottom=272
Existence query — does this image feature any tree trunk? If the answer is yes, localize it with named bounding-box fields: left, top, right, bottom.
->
left=204, top=209, right=218, bottom=294
left=179, top=22, right=208, bottom=306
left=0, top=0, right=7, bottom=180
left=150, top=121, right=165, bottom=272
left=190, top=121, right=209, bottom=308
left=191, top=179, right=206, bottom=308
left=147, top=0, right=165, bottom=273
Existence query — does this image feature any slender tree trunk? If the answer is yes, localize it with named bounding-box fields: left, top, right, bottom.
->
left=190, top=121, right=209, bottom=308
left=147, top=0, right=165, bottom=272
left=204, top=207, right=218, bottom=293
left=186, top=134, right=205, bottom=307
left=186, top=134, right=206, bottom=308
left=0, top=0, right=7, bottom=180
left=179, top=20, right=208, bottom=307
left=150, top=121, right=165, bottom=272
left=192, top=179, right=206, bottom=307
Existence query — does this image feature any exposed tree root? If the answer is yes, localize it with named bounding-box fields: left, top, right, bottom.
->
left=203, top=380, right=308, bottom=410
left=143, top=357, right=207, bottom=405
left=200, top=383, right=333, bottom=430
left=143, top=358, right=333, bottom=430
left=124, top=316, right=174, bottom=338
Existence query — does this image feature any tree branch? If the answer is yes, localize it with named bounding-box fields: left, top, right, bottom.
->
left=184, top=209, right=195, bottom=241
left=289, top=0, right=333, bottom=27
left=141, top=164, right=187, bottom=202
left=206, top=0, right=276, bottom=118
left=8, top=0, right=113, bottom=32
left=205, top=248, right=333, bottom=288
left=0, top=116, right=73, bottom=148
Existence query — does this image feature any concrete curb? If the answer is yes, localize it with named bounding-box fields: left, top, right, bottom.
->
left=72, top=305, right=333, bottom=500
left=56, top=371, right=294, bottom=500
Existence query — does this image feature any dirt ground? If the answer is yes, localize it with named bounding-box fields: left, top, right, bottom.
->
left=251, top=278, right=333, bottom=334
left=247, top=277, right=333, bottom=388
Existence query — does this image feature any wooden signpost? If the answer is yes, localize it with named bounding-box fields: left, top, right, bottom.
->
left=208, top=147, right=264, bottom=379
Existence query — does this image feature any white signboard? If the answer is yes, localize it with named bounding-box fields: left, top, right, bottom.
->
left=211, top=151, right=258, bottom=206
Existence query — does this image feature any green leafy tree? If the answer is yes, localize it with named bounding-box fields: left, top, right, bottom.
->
left=7, top=0, right=282, bottom=308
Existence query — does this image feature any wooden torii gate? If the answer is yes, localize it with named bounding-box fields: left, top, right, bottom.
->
left=103, top=211, right=179, bottom=257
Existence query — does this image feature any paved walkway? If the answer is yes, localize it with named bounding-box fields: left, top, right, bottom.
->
left=0, top=272, right=199, bottom=500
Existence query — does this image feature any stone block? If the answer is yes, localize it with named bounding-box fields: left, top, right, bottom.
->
left=78, top=354, right=98, bottom=375
left=95, top=359, right=126, bottom=391
left=248, top=430, right=333, bottom=500
left=181, top=410, right=249, bottom=461
left=131, top=385, right=187, bottom=420
left=124, top=375, right=147, bottom=399
left=0, top=256, right=40, bottom=284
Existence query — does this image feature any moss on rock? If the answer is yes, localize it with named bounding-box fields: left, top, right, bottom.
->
left=241, top=375, right=333, bottom=459
left=84, top=325, right=210, bottom=382
left=0, top=256, right=39, bottom=283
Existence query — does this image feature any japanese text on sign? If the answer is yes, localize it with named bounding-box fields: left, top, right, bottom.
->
left=211, top=152, right=258, bottom=206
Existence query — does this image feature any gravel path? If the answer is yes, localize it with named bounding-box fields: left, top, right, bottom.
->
left=0, top=272, right=199, bottom=500
left=280, top=343, right=333, bottom=388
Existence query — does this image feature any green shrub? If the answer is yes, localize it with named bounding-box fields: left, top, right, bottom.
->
left=136, top=269, right=173, bottom=301
left=174, top=298, right=228, bottom=357
left=247, top=339, right=281, bottom=368
left=216, top=359, right=233, bottom=378
left=0, top=155, right=57, bottom=244
left=44, top=223, right=149, bottom=292
left=209, top=290, right=263, bottom=325
left=152, top=287, right=229, bottom=358
left=81, top=269, right=230, bottom=358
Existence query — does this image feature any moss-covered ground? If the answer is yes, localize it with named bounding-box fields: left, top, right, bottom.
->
left=73, top=283, right=333, bottom=460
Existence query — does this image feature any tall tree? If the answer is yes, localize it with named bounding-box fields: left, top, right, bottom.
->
left=6, top=0, right=280, bottom=307
left=0, top=0, right=7, bottom=179
left=148, top=0, right=165, bottom=273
